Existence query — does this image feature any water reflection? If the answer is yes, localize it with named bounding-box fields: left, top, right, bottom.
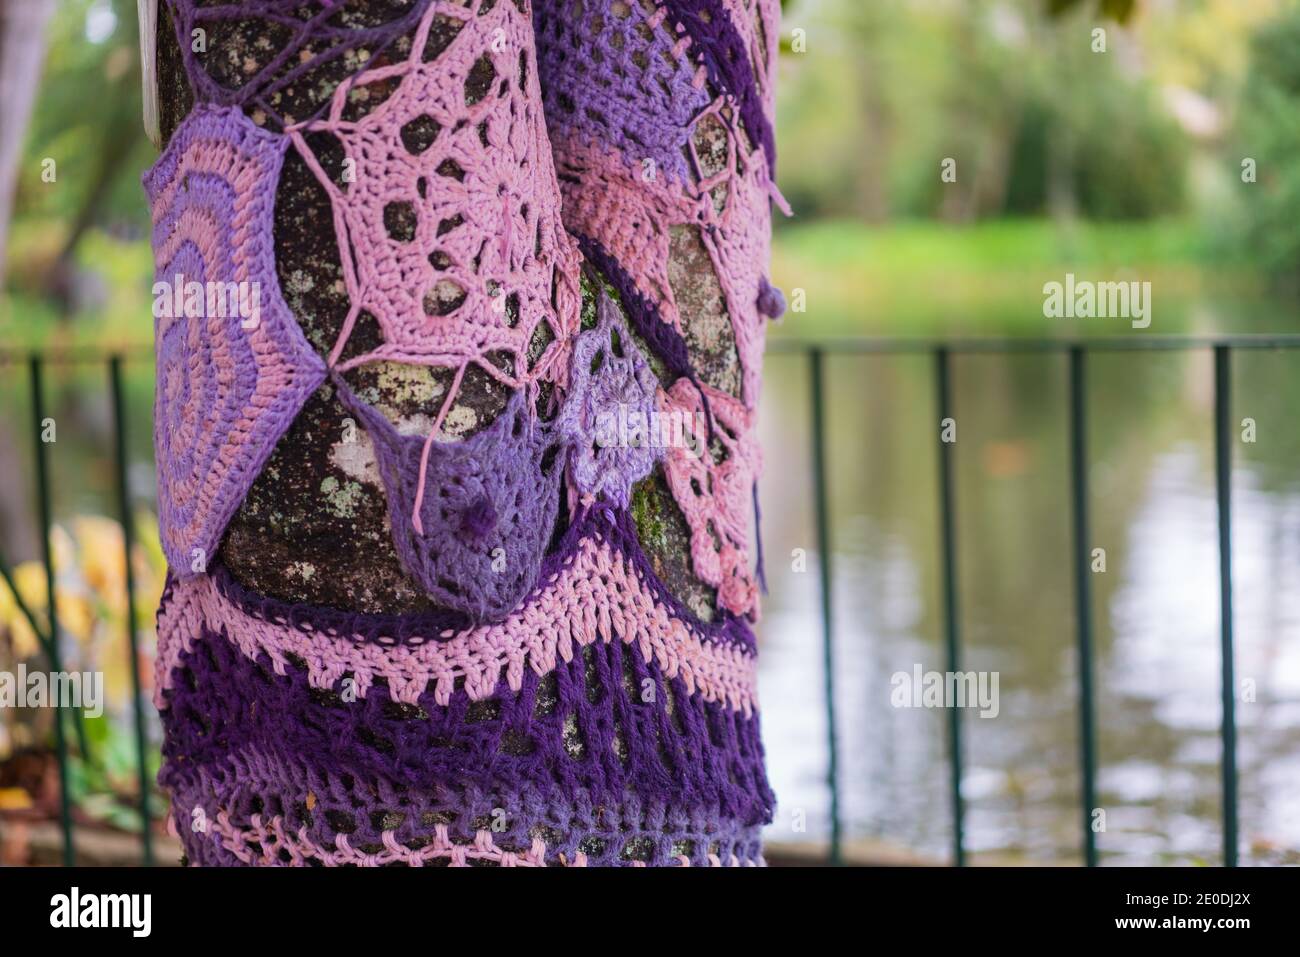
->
left=757, top=346, right=1300, bottom=865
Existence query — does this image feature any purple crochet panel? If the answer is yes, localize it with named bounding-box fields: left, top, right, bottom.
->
left=531, top=0, right=713, bottom=185
left=532, top=0, right=775, bottom=177
left=144, top=105, right=327, bottom=577
left=556, top=284, right=662, bottom=507
left=336, top=381, right=565, bottom=623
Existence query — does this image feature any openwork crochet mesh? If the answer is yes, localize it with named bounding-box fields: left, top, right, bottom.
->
left=286, top=0, right=581, bottom=394
left=149, top=0, right=783, bottom=866
left=158, top=507, right=769, bottom=866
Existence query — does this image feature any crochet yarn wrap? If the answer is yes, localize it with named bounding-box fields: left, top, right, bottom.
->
left=157, top=507, right=769, bottom=866
left=149, top=0, right=782, bottom=866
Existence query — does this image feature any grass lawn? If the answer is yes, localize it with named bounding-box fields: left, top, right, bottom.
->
left=768, top=218, right=1273, bottom=339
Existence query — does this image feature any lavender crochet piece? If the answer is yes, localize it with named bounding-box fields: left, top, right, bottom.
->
left=556, top=285, right=663, bottom=507
left=336, top=380, right=565, bottom=622
left=150, top=0, right=782, bottom=867
left=145, top=105, right=326, bottom=577
left=534, top=0, right=783, bottom=613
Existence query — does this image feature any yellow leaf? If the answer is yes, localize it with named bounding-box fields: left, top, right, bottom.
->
left=0, top=788, right=33, bottom=811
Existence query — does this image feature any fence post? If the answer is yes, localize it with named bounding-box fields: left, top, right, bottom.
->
left=1213, top=345, right=1238, bottom=867
left=1068, top=346, right=1099, bottom=866
left=809, top=348, right=842, bottom=864
left=934, top=347, right=966, bottom=867
left=110, top=356, right=154, bottom=865
left=29, top=355, right=75, bottom=865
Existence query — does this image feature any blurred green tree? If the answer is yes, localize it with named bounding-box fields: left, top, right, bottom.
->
left=1234, top=6, right=1300, bottom=289
left=777, top=0, right=1181, bottom=223
left=1047, top=0, right=1137, bottom=21
left=9, top=0, right=149, bottom=313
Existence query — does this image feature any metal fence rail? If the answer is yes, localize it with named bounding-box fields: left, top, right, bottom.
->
left=0, top=334, right=1283, bottom=866
left=765, top=334, right=1276, bottom=867
left=0, top=348, right=153, bottom=865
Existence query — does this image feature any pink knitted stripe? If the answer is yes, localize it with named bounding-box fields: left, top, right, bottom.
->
left=155, top=533, right=761, bottom=716
left=213, top=812, right=554, bottom=867
left=200, top=811, right=755, bottom=867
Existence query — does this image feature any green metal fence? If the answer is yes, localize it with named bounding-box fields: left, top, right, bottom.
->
left=766, top=333, right=1292, bottom=868
left=0, top=334, right=1288, bottom=866
left=0, top=348, right=154, bottom=866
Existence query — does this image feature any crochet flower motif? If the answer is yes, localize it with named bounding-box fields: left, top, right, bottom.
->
left=145, top=106, right=326, bottom=577
left=557, top=285, right=663, bottom=507
left=287, top=0, right=580, bottom=403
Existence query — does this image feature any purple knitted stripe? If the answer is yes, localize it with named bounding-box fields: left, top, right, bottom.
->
left=157, top=615, right=774, bottom=825
left=663, top=0, right=776, bottom=175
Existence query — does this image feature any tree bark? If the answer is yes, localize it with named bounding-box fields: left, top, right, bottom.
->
left=153, top=1, right=737, bottom=619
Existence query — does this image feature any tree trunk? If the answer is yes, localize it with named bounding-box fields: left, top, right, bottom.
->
left=150, top=0, right=778, bottom=867
left=0, top=0, right=55, bottom=288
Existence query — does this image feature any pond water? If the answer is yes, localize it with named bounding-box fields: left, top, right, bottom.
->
left=756, top=297, right=1300, bottom=865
